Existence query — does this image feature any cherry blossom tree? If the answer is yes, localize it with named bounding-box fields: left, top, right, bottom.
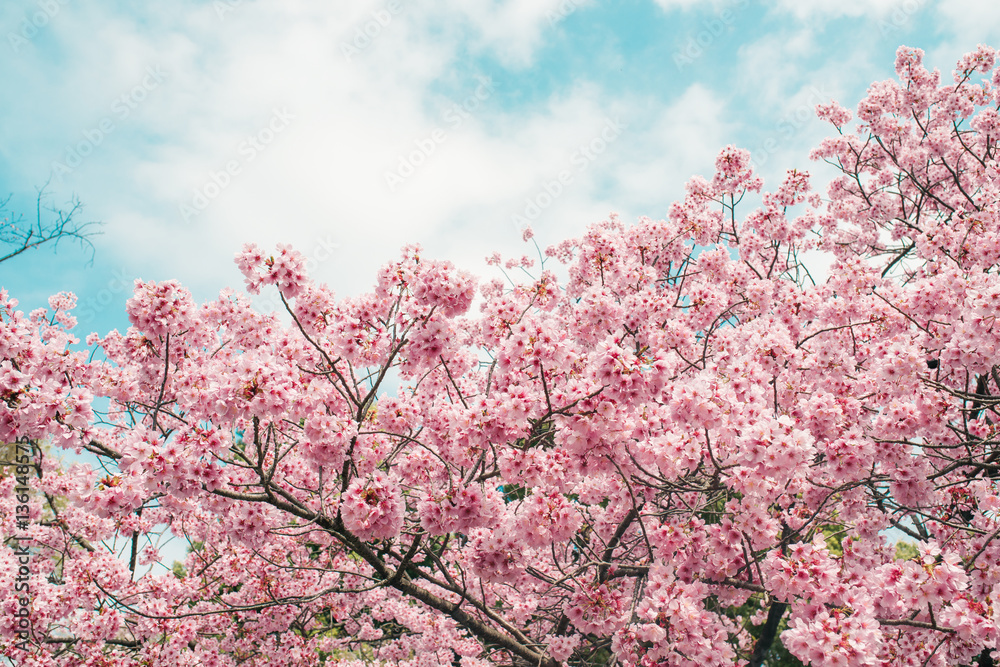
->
left=3, top=44, right=1000, bottom=667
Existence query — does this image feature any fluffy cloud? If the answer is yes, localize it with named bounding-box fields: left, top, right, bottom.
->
left=0, top=0, right=970, bottom=310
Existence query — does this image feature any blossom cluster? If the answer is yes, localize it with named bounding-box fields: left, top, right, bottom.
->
left=3, top=44, right=1000, bottom=667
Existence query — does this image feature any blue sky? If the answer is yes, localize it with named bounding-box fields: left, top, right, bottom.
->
left=1, top=0, right=998, bottom=340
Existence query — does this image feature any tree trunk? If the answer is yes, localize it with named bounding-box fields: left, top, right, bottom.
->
left=749, top=601, right=787, bottom=667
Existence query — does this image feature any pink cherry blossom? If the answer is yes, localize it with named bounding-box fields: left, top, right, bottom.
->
left=4, top=44, right=1000, bottom=667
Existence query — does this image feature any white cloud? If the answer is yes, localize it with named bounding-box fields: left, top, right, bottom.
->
left=770, top=0, right=909, bottom=21
left=652, top=0, right=711, bottom=10
left=0, top=1, right=647, bottom=299
left=5, top=0, right=968, bottom=311
left=609, top=84, right=731, bottom=214
left=925, top=2, right=1000, bottom=79
left=933, top=0, right=1000, bottom=41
